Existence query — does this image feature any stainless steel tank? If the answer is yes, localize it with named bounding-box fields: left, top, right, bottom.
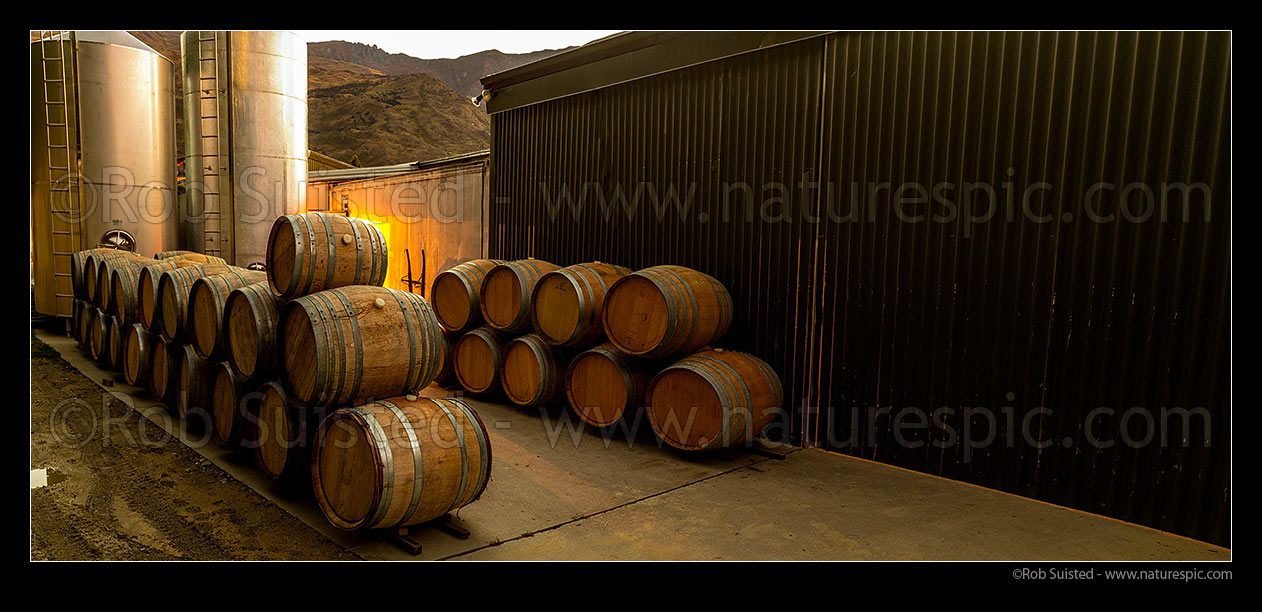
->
left=31, top=31, right=179, bottom=317
left=181, top=31, right=307, bottom=269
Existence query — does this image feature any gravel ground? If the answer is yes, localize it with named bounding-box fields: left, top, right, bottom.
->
left=30, top=329, right=359, bottom=561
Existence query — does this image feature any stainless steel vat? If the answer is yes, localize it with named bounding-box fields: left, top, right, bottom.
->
left=181, top=30, right=307, bottom=268
left=31, top=31, right=179, bottom=317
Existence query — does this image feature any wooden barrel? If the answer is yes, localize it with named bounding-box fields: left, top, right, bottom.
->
left=105, top=257, right=152, bottom=320
left=71, top=299, right=87, bottom=347
left=156, top=264, right=241, bottom=343
left=147, top=338, right=180, bottom=405
left=566, top=342, right=652, bottom=428
left=254, top=382, right=327, bottom=480
left=176, top=345, right=209, bottom=421
left=209, top=362, right=255, bottom=448
left=278, top=285, right=444, bottom=408
left=501, top=334, right=567, bottom=407
left=98, top=255, right=156, bottom=314
left=137, top=260, right=204, bottom=330
left=70, top=300, right=81, bottom=345
left=311, top=396, right=492, bottom=530
left=121, top=323, right=156, bottom=387
left=188, top=270, right=269, bottom=360
left=105, top=314, right=124, bottom=370
left=111, top=257, right=206, bottom=323
left=602, top=265, right=733, bottom=359
left=71, top=250, right=100, bottom=301
left=88, top=308, right=108, bottom=362
left=479, top=258, right=560, bottom=333
left=72, top=248, right=135, bottom=299
left=223, top=283, right=282, bottom=385
left=430, top=259, right=505, bottom=332
left=433, top=331, right=461, bottom=389
left=266, top=212, right=388, bottom=300
left=77, top=302, right=94, bottom=350
left=531, top=261, right=631, bottom=348
left=646, top=349, right=783, bottom=451
left=453, top=326, right=507, bottom=394
left=85, top=250, right=144, bottom=306
left=112, top=260, right=155, bottom=327
left=154, top=250, right=226, bottom=263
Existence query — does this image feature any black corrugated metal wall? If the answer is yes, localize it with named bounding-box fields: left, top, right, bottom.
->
left=487, top=31, right=1230, bottom=545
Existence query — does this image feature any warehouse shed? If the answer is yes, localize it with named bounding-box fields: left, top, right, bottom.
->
left=481, top=31, right=1231, bottom=545
left=306, top=151, right=490, bottom=296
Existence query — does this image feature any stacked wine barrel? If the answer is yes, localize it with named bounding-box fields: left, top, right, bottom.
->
left=248, top=211, right=451, bottom=487
left=435, top=256, right=782, bottom=451
left=66, top=213, right=496, bottom=532
left=265, top=213, right=496, bottom=529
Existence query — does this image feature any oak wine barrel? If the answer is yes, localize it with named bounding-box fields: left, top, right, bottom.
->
left=479, top=258, right=560, bottom=334
left=112, top=256, right=209, bottom=323
left=224, top=283, right=283, bottom=385
left=452, top=326, right=507, bottom=394
left=433, top=331, right=461, bottom=389
left=266, top=212, right=388, bottom=300
left=209, top=362, right=256, bottom=448
left=188, top=270, right=268, bottom=360
left=278, top=285, right=444, bottom=408
left=646, top=349, right=783, bottom=451
left=430, top=259, right=505, bottom=332
left=88, top=307, right=108, bottom=362
left=531, top=261, right=631, bottom=348
left=602, top=265, right=733, bottom=359
left=105, top=314, right=124, bottom=370
left=121, top=323, right=156, bottom=387
left=156, top=264, right=242, bottom=343
left=72, top=299, right=88, bottom=347
left=98, top=255, right=156, bottom=314
left=501, top=334, right=567, bottom=408
left=84, top=250, right=144, bottom=306
left=565, top=342, right=652, bottom=428
left=77, top=307, right=89, bottom=350
left=137, top=260, right=204, bottom=330
left=107, top=256, right=165, bottom=322
left=176, top=345, right=209, bottom=422
left=71, top=250, right=105, bottom=301
left=254, top=382, right=327, bottom=480
left=154, top=250, right=226, bottom=263
left=147, top=337, right=180, bottom=405
left=311, top=396, right=492, bottom=530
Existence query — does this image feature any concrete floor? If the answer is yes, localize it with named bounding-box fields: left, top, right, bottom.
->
left=34, top=327, right=1229, bottom=561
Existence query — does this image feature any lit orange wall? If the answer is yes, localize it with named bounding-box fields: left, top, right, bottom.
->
left=305, top=161, right=487, bottom=296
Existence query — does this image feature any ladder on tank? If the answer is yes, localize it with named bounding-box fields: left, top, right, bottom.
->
left=196, top=32, right=229, bottom=260
left=39, top=30, right=83, bottom=317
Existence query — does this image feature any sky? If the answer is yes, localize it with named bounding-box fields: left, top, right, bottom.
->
left=293, top=30, right=621, bottom=60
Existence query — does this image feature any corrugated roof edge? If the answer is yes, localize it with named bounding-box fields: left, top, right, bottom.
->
left=479, top=31, right=828, bottom=114
left=309, top=149, right=489, bottom=183
left=480, top=31, right=653, bottom=89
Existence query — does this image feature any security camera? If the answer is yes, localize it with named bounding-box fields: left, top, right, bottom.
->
left=471, top=88, right=493, bottom=107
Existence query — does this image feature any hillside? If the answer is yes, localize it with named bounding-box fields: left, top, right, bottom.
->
left=307, top=73, right=490, bottom=167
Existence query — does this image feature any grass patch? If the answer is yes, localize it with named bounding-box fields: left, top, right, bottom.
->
left=32, top=331, right=64, bottom=361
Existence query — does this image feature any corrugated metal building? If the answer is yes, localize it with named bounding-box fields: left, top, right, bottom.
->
left=481, top=31, right=1231, bottom=545
left=308, top=150, right=355, bottom=172
left=306, top=151, right=489, bottom=296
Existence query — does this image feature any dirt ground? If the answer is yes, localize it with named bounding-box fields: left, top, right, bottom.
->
left=30, top=328, right=358, bottom=561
